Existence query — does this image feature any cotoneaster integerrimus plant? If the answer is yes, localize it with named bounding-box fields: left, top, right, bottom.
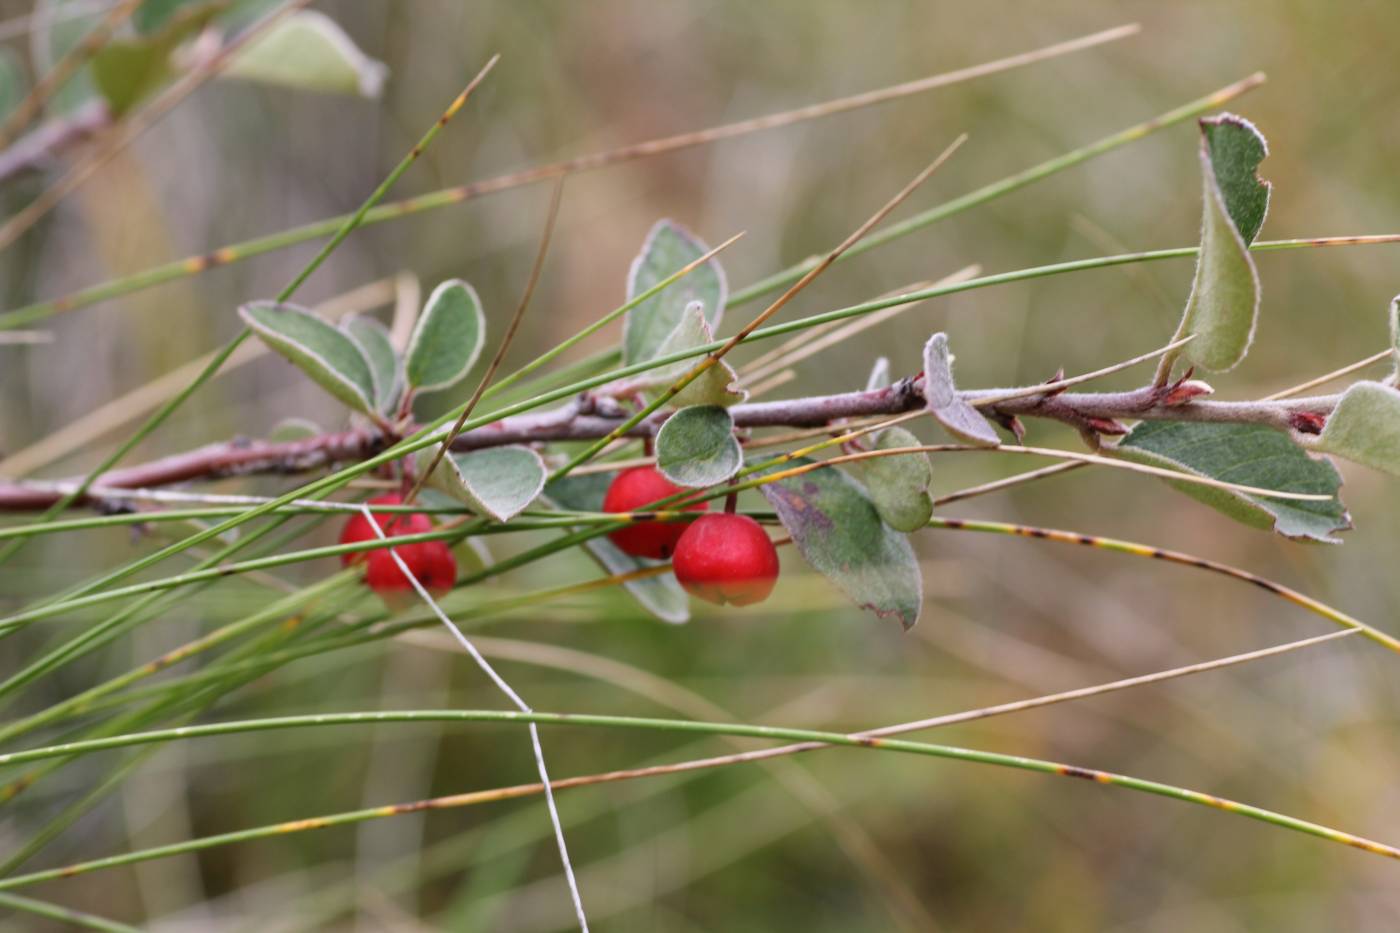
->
left=2, top=18, right=1400, bottom=929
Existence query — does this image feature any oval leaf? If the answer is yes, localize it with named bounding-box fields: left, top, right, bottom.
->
left=1312, top=382, right=1400, bottom=478
left=757, top=457, right=922, bottom=629
left=865, top=356, right=892, bottom=392
left=656, top=405, right=742, bottom=488
left=343, top=315, right=401, bottom=414
left=923, top=333, right=998, bottom=447
left=222, top=10, right=387, bottom=97
left=1115, top=421, right=1349, bottom=543
left=624, top=220, right=727, bottom=366
left=616, top=302, right=746, bottom=408
left=239, top=300, right=376, bottom=415
left=91, top=4, right=218, bottom=115
left=405, top=280, right=486, bottom=394
left=421, top=445, right=545, bottom=522
left=853, top=427, right=934, bottom=533
left=1177, top=115, right=1269, bottom=372
left=544, top=473, right=690, bottom=624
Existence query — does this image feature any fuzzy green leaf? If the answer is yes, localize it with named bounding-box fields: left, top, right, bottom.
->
left=238, top=301, right=376, bottom=415
left=544, top=473, right=690, bottom=624
left=91, top=3, right=218, bottom=115
left=852, top=427, right=934, bottom=533
left=656, top=405, right=742, bottom=488
left=923, top=333, right=998, bottom=447
left=1115, top=421, right=1349, bottom=543
left=421, top=445, right=545, bottom=522
left=342, top=315, right=401, bottom=414
left=266, top=417, right=322, bottom=442
left=405, top=280, right=485, bottom=394
left=624, top=220, right=726, bottom=366
left=1312, top=381, right=1400, bottom=478
left=756, top=456, right=922, bottom=629
left=1176, top=115, right=1269, bottom=372
left=627, top=302, right=746, bottom=408
left=222, top=10, right=387, bottom=97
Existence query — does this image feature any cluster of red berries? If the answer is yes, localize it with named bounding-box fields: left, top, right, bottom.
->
left=338, top=494, right=456, bottom=603
left=602, top=466, right=780, bottom=606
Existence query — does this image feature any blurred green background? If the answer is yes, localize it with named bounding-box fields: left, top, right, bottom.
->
left=3, top=1, right=1400, bottom=929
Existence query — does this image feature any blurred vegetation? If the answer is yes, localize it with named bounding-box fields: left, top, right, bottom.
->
left=2, top=1, right=1400, bottom=929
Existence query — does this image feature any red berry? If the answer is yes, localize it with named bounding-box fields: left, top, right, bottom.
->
left=671, top=513, right=780, bottom=607
left=602, top=466, right=708, bottom=560
left=338, top=494, right=432, bottom=567
left=364, top=539, right=457, bottom=605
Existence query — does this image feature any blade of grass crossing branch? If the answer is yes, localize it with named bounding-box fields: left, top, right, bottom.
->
left=0, top=59, right=500, bottom=572
left=549, top=134, right=968, bottom=481
left=361, top=505, right=591, bottom=932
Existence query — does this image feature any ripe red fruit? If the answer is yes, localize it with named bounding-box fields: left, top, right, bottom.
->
left=364, top=539, right=457, bottom=602
left=671, top=513, right=780, bottom=607
left=602, top=466, right=708, bottom=559
left=338, top=494, right=432, bottom=567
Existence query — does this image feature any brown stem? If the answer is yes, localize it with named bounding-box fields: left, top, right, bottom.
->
left=0, top=383, right=1338, bottom=512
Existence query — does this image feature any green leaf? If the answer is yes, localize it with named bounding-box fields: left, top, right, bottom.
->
left=624, top=220, right=726, bottom=366
left=1115, top=421, right=1349, bottom=543
left=266, top=417, right=322, bottom=442
left=91, top=3, right=218, bottom=115
left=656, top=405, right=742, bottom=488
left=1312, top=382, right=1400, bottom=478
left=1176, top=115, right=1270, bottom=372
left=756, top=457, right=922, bottom=629
left=238, top=301, right=376, bottom=415
left=923, top=333, right=998, bottom=447
left=421, top=446, right=545, bottom=522
left=343, top=315, right=401, bottom=414
left=221, top=10, right=387, bottom=97
left=405, top=280, right=486, bottom=395
left=865, top=356, right=892, bottom=392
left=0, top=48, right=27, bottom=124
left=544, top=473, right=690, bottom=624
left=851, top=427, right=934, bottom=533
left=624, top=302, right=746, bottom=408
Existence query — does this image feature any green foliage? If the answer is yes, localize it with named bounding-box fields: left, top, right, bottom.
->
left=1175, top=115, right=1269, bottom=372
left=544, top=473, right=690, bottom=623
left=221, top=10, right=387, bottom=97
left=265, top=417, right=322, bottom=442
left=91, top=3, right=218, bottom=115
left=342, top=316, right=402, bottom=415
left=624, top=220, right=727, bottom=367
left=32, top=0, right=100, bottom=115
left=421, top=446, right=546, bottom=522
left=238, top=301, right=378, bottom=415
left=630, top=302, right=746, bottom=407
left=1115, top=421, right=1350, bottom=542
left=923, top=332, right=998, bottom=446
left=655, top=405, right=742, bottom=487
left=756, top=456, right=922, bottom=629
left=1313, top=382, right=1400, bottom=477
left=852, top=427, right=935, bottom=533
left=405, top=280, right=485, bottom=395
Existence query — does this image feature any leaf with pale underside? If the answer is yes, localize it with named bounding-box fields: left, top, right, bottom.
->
left=866, top=356, right=892, bottom=392
left=1115, top=421, right=1349, bottom=543
left=420, top=445, right=545, bottom=523
left=923, top=332, right=998, bottom=447
left=222, top=10, right=388, bottom=97
left=852, top=427, right=935, bottom=533
left=627, top=302, right=746, bottom=408
left=544, top=473, right=690, bottom=624
left=625, top=220, right=726, bottom=366
left=405, top=280, right=485, bottom=395
left=1175, top=115, right=1270, bottom=372
left=343, top=315, right=401, bottom=414
left=1312, top=381, right=1400, bottom=478
left=239, top=301, right=377, bottom=415
left=756, top=456, right=922, bottom=629
left=656, top=405, right=742, bottom=488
